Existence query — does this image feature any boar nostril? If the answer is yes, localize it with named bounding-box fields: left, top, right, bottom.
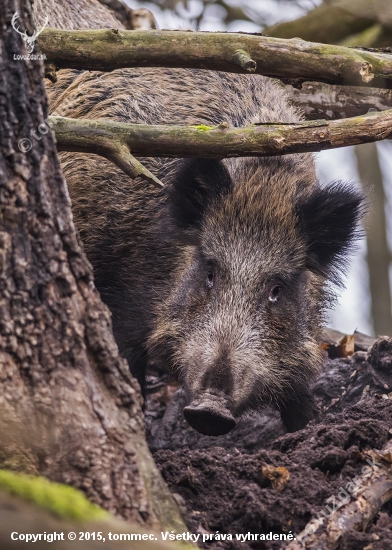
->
left=183, top=404, right=236, bottom=436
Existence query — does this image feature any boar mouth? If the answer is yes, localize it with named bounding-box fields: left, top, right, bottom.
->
left=183, top=398, right=236, bottom=436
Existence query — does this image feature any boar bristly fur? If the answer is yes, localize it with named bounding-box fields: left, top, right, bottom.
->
left=151, top=159, right=362, bottom=434
left=34, top=0, right=363, bottom=435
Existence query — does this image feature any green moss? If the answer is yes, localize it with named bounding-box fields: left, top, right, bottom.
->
left=0, top=470, right=108, bottom=522
left=192, top=124, right=214, bottom=131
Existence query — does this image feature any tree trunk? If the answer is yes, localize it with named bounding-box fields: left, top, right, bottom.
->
left=355, top=142, right=392, bottom=337
left=0, top=0, right=184, bottom=532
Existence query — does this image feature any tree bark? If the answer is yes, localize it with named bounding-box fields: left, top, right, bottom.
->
left=287, top=81, right=392, bottom=120
left=37, top=29, right=392, bottom=88
left=0, top=0, right=184, bottom=532
left=0, top=471, right=183, bottom=550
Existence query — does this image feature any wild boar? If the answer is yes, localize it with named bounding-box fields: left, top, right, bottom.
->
left=35, top=0, right=363, bottom=435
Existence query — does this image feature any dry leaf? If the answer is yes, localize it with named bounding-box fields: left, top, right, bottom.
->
left=322, top=333, right=355, bottom=358
left=262, top=464, right=290, bottom=492
left=338, top=334, right=355, bottom=357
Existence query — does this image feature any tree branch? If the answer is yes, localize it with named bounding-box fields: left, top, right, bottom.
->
left=49, top=110, right=392, bottom=183
left=287, top=81, right=392, bottom=120
left=264, top=0, right=392, bottom=50
left=264, top=3, right=375, bottom=46
left=54, top=125, right=164, bottom=188
left=38, top=29, right=392, bottom=89
left=287, top=441, right=392, bottom=549
left=99, top=140, right=164, bottom=188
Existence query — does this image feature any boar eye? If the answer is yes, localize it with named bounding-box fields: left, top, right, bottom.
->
left=268, top=285, right=282, bottom=303
left=206, top=271, right=214, bottom=289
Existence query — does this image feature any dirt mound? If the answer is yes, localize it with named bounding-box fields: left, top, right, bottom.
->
left=146, top=334, right=392, bottom=549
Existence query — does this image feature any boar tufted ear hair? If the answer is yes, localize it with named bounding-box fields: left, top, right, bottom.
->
left=167, top=158, right=233, bottom=234
left=297, top=182, right=364, bottom=280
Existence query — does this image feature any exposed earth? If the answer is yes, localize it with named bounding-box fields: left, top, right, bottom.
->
left=145, top=330, right=392, bottom=550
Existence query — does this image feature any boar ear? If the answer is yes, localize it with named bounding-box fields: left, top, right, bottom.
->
left=297, top=182, right=364, bottom=279
left=167, top=158, right=232, bottom=234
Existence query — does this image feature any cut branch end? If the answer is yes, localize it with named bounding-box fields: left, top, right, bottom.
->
left=232, top=49, right=257, bottom=73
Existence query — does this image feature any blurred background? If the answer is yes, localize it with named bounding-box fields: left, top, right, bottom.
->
left=119, top=0, right=392, bottom=336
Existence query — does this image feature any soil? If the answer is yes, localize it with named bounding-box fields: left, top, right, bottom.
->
left=145, top=332, right=392, bottom=550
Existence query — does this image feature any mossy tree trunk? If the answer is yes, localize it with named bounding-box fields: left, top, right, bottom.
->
left=0, top=0, right=184, bottom=532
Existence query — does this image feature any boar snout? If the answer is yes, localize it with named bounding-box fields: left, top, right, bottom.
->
left=183, top=398, right=236, bottom=436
